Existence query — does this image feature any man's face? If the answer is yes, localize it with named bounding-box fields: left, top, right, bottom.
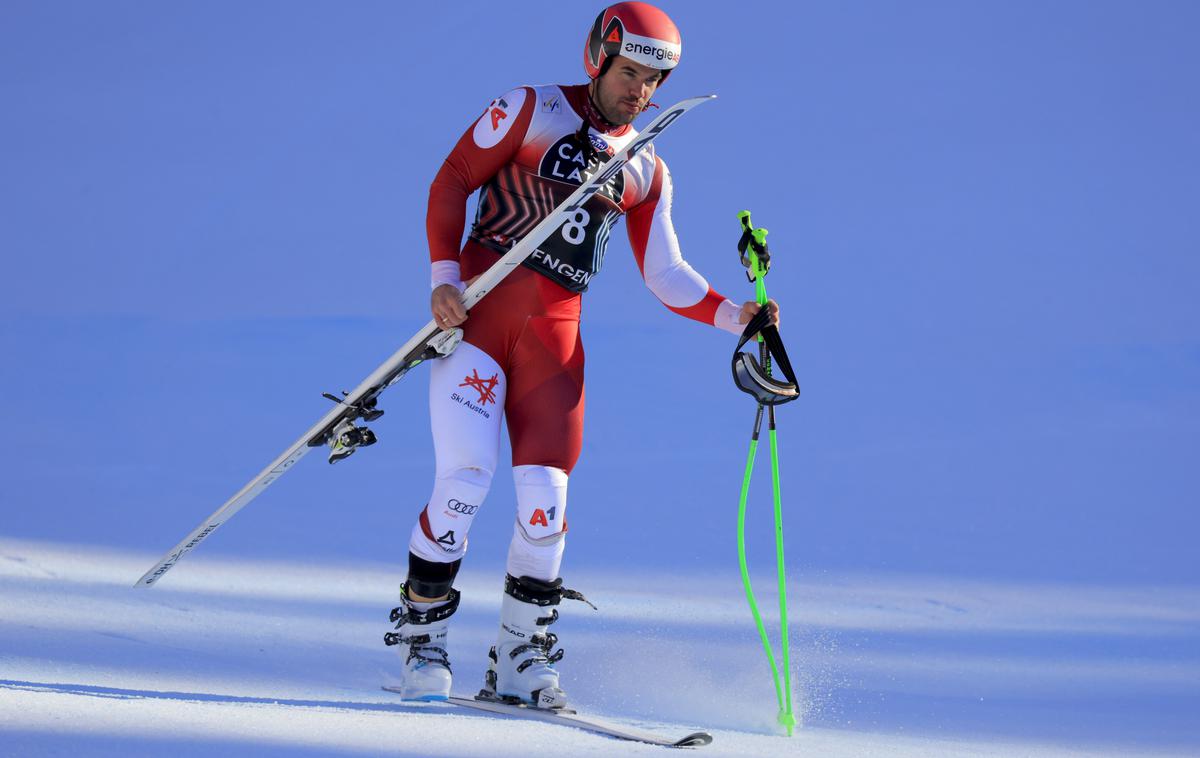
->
left=591, top=56, right=663, bottom=126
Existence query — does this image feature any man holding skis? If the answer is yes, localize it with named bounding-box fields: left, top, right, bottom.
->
left=387, top=1, right=778, bottom=708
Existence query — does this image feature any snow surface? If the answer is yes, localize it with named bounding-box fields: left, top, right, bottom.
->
left=2, top=537, right=1196, bottom=757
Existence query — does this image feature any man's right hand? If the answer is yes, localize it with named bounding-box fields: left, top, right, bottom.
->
left=431, top=283, right=468, bottom=330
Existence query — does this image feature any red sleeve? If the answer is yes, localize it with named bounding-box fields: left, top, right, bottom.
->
left=427, top=87, right=536, bottom=263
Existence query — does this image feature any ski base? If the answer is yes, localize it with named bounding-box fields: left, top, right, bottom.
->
left=381, top=686, right=712, bottom=748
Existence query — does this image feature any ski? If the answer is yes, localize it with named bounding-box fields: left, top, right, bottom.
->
left=135, top=95, right=716, bottom=588
left=381, top=687, right=713, bottom=748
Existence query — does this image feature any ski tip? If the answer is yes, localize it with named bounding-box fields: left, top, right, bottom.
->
left=673, top=731, right=714, bottom=747
left=670, top=94, right=716, bottom=108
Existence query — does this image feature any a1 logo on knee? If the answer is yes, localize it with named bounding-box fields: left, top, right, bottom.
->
left=528, top=506, right=558, bottom=528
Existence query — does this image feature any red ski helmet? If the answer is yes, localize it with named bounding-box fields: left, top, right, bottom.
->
left=583, top=2, right=682, bottom=83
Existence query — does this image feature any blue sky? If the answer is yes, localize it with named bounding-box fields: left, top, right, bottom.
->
left=1, top=1, right=1197, bottom=587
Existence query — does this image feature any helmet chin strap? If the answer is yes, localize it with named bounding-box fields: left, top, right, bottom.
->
left=584, top=80, right=622, bottom=131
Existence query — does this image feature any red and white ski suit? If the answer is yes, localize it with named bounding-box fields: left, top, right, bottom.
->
left=409, top=83, right=744, bottom=580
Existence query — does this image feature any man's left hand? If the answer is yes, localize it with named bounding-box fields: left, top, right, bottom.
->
left=737, top=299, right=781, bottom=330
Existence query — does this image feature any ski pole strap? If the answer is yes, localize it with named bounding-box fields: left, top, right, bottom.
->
left=731, top=305, right=799, bottom=405
left=737, top=210, right=771, bottom=283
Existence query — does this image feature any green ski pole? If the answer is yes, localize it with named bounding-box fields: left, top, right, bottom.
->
left=733, top=210, right=797, bottom=735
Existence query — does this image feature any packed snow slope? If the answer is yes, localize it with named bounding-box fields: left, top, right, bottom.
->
left=1, top=538, right=1196, bottom=757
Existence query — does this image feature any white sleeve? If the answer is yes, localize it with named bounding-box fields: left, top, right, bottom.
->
left=639, top=166, right=712, bottom=308
left=430, top=260, right=465, bottom=292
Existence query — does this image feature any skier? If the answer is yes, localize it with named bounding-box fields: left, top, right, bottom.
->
left=387, top=1, right=779, bottom=707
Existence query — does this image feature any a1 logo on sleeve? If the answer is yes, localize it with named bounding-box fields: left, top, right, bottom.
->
left=472, top=87, right=527, bottom=149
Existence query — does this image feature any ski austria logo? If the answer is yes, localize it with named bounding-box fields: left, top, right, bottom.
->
left=473, top=87, right=527, bottom=149
left=459, top=369, right=499, bottom=405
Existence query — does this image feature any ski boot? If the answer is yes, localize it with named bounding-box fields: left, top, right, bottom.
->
left=384, top=585, right=460, bottom=701
left=481, top=574, right=594, bottom=709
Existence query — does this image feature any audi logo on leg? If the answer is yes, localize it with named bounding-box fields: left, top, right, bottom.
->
left=447, top=499, right=479, bottom=515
